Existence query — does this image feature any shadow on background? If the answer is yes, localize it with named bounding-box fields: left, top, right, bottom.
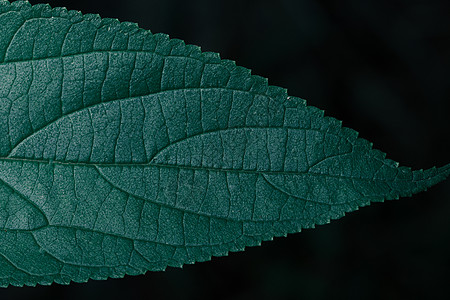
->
left=2, top=0, right=450, bottom=299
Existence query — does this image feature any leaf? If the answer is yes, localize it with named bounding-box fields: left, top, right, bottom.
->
left=0, top=0, right=447, bottom=287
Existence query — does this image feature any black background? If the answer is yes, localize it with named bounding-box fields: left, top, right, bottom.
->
left=1, top=0, right=450, bottom=299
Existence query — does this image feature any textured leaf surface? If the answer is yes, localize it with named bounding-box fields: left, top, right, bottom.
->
left=0, top=0, right=448, bottom=287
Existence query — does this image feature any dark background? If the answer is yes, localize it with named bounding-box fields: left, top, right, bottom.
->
left=2, top=0, right=450, bottom=299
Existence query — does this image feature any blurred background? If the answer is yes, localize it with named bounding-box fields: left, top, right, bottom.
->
left=2, top=0, right=450, bottom=299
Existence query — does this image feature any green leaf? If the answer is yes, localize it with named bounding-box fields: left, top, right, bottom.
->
left=0, top=0, right=447, bottom=287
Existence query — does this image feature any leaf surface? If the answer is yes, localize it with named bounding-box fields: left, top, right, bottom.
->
left=0, top=0, right=448, bottom=287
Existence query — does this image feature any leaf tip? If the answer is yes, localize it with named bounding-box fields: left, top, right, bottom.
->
left=410, top=163, right=450, bottom=194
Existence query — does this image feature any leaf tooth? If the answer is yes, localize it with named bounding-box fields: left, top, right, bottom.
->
left=235, top=66, right=252, bottom=79
left=322, top=116, right=341, bottom=128
left=0, top=0, right=9, bottom=9
left=306, top=105, right=325, bottom=117
left=354, top=137, right=374, bottom=151
left=32, top=3, right=52, bottom=17
left=53, top=5, right=70, bottom=18
left=120, top=21, right=140, bottom=33
left=167, top=261, right=184, bottom=269
left=36, top=279, right=53, bottom=286
left=413, top=168, right=426, bottom=181
left=386, top=158, right=400, bottom=168
left=191, top=48, right=204, bottom=59
left=250, top=75, right=269, bottom=93
left=54, top=276, right=72, bottom=286
left=314, top=216, right=331, bottom=226
left=12, top=0, right=31, bottom=10
left=220, top=58, right=237, bottom=68
left=254, top=241, right=263, bottom=247
left=84, top=13, right=102, bottom=27
left=185, top=44, right=202, bottom=57
left=320, top=117, right=343, bottom=135
left=152, top=33, right=172, bottom=55
left=397, top=166, right=411, bottom=176
left=200, top=255, right=214, bottom=263
left=245, top=236, right=263, bottom=247
left=371, top=149, right=387, bottom=160
left=168, top=38, right=187, bottom=55
left=266, top=85, right=288, bottom=99
left=202, top=51, right=221, bottom=63
left=169, top=37, right=185, bottom=48
left=252, top=75, right=268, bottom=85
left=101, top=17, right=122, bottom=31
left=233, top=239, right=250, bottom=252
left=67, top=8, right=83, bottom=22
left=423, top=166, right=437, bottom=177
left=291, top=225, right=303, bottom=234
left=154, top=32, right=170, bottom=43
left=7, top=282, right=21, bottom=288
left=287, top=96, right=307, bottom=106
left=339, top=126, right=359, bottom=141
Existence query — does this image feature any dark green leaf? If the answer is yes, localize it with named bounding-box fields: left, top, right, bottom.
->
left=0, top=0, right=447, bottom=287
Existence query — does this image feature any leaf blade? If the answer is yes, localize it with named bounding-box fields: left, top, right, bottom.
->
left=0, top=0, right=447, bottom=287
